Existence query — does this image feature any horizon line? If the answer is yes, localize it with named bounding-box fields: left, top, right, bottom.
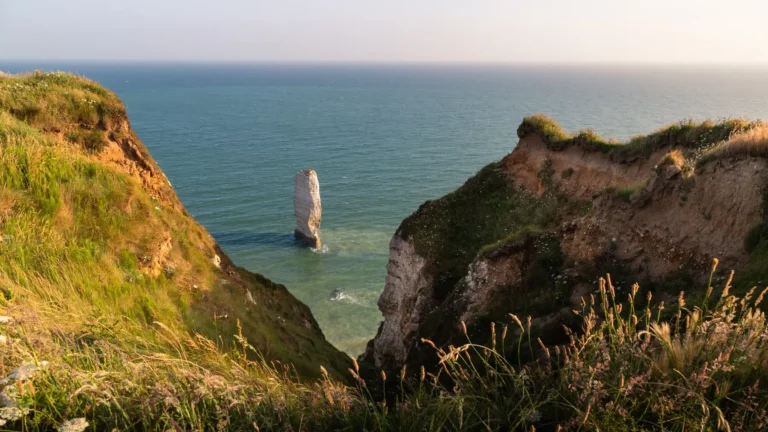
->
left=3, top=59, right=768, bottom=68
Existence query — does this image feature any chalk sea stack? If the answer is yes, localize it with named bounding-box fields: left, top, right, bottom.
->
left=294, top=169, right=322, bottom=247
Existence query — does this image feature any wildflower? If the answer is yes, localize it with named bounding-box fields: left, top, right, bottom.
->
left=420, top=366, right=425, bottom=382
left=320, top=366, right=328, bottom=378
left=400, top=366, right=407, bottom=381
left=352, top=358, right=359, bottom=373
left=381, top=370, right=387, bottom=382
left=461, top=321, right=468, bottom=335
left=525, top=409, right=542, bottom=423
left=57, top=418, right=89, bottom=432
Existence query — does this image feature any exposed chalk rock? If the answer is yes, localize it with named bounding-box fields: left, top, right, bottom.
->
left=212, top=254, right=221, bottom=268
left=294, top=169, right=322, bottom=247
left=369, top=235, right=434, bottom=368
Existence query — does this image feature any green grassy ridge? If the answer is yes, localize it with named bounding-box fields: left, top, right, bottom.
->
left=0, top=71, right=125, bottom=152
left=0, top=71, right=350, bottom=387
left=517, top=114, right=759, bottom=161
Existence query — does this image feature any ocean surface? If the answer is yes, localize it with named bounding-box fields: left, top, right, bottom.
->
left=3, top=62, right=768, bottom=355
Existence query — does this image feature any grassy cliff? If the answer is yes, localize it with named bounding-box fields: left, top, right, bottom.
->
left=517, top=113, right=763, bottom=161
left=2, top=74, right=768, bottom=431
left=0, top=71, right=352, bottom=429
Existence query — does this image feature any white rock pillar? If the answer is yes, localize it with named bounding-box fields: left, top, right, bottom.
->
left=294, top=169, right=322, bottom=247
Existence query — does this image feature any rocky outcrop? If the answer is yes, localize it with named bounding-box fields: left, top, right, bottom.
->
left=363, top=118, right=768, bottom=371
left=370, top=236, right=435, bottom=367
left=294, top=170, right=322, bottom=248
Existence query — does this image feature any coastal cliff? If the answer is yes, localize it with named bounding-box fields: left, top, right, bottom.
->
left=0, top=71, right=349, bottom=384
left=364, top=115, right=768, bottom=370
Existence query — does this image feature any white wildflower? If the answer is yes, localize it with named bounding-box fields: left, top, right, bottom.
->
left=58, top=418, right=89, bottom=432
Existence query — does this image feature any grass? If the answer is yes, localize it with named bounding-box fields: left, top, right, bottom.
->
left=517, top=114, right=762, bottom=161
left=3, top=262, right=768, bottom=430
left=4, top=71, right=768, bottom=430
left=0, top=71, right=350, bottom=394
left=398, top=161, right=586, bottom=305
left=697, top=123, right=768, bottom=166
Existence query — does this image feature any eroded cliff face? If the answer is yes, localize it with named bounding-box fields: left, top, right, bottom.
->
left=371, top=236, right=434, bottom=367
left=364, top=122, right=768, bottom=370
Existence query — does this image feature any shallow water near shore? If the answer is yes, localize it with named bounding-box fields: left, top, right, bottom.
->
left=3, top=62, right=768, bottom=355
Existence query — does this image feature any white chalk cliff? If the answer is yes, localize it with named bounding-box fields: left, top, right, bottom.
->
left=294, top=169, right=322, bottom=248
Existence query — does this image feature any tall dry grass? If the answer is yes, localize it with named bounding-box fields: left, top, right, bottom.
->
left=698, top=123, right=768, bottom=166
left=3, top=260, right=768, bottom=431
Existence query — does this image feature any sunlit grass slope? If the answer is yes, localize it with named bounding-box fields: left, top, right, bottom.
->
left=0, top=71, right=353, bottom=429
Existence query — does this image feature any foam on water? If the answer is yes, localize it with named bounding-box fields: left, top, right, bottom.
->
left=310, top=245, right=331, bottom=254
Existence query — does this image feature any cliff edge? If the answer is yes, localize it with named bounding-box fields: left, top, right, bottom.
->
left=364, top=114, right=768, bottom=370
left=0, top=71, right=350, bottom=381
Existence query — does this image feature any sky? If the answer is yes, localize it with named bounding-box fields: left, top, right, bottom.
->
left=1, top=0, right=767, bottom=64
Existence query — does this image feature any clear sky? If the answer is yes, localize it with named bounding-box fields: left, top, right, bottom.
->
left=1, top=0, right=767, bottom=64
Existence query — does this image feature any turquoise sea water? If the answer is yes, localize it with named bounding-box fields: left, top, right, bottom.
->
left=3, top=63, right=768, bottom=354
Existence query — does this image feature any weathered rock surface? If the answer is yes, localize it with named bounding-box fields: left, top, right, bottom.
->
left=363, top=128, right=768, bottom=371
left=294, top=170, right=322, bottom=248
left=370, top=236, right=435, bottom=367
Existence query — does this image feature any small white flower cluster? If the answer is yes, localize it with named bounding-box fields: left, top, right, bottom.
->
left=524, top=409, right=542, bottom=423
left=0, top=360, right=49, bottom=426
left=57, top=418, right=89, bottom=432
left=0, top=379, right=29, bottom=427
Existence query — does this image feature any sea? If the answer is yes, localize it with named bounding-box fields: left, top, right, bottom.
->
left=3, top=62, right=768, bottom=355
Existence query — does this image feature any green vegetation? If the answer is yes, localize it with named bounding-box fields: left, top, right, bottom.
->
left=518, top=114, right=762, bottom=161
left=0, top=71, right=350, bottom=426
left=398, top=161, right=584, bottom=303
left=4, top=262, right=768, bottom=430
left=697, top=123, right=768, bottom=166
left=4, top=71, right=768, bottom=430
